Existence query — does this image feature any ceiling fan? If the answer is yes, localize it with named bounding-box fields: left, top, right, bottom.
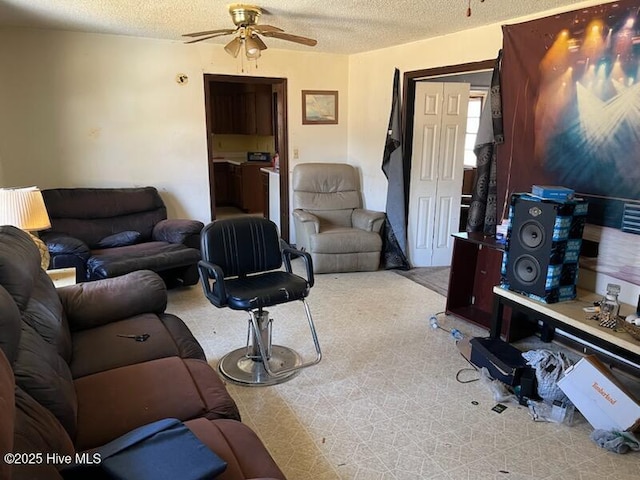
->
left=182, top=4, right=317, bottom=60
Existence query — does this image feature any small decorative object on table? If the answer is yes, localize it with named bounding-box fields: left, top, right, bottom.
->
left=598, top=283, right=621, bottom=329
left=621, top=315, right=640, bottom=341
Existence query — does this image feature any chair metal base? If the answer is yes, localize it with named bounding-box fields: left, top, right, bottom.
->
left=218, top=346, right=301, bottom=386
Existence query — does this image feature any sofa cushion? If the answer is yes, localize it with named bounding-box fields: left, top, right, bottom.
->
left=186, top=418, right=286, bottom=480
left=13, top=386, right=75, bottom=458
left=42, top=187, right=167, bottom=248
left=0, top=286, right=22, bottom=365
left=69, top=313, right=205, bottom=378
left=310, top=227, right=382, bottom=254
left=0, top=349, right=14, bottom=480
left=0, top=226, right=42, bottom=311
left=13, top=322, right=77, bottom=439
left=74, top=357, right=241, bottom=450
left=97, top=230, right=141, bottom=248
left=86, top=242, right=201, bottom=280
left=23, top=270, right=72, bottom=363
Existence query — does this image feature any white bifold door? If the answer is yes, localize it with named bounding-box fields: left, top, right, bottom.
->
left=408, top=82, right=470, bottom=267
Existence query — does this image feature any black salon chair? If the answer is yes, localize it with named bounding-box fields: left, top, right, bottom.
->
left=198, top=216, right=322, bottom=386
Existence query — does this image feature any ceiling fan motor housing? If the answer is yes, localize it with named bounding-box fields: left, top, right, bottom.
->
left=229, top=4, right=262, bottom=27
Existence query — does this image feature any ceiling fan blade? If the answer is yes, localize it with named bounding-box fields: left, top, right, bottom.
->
left=184, top=32, right=234, bottom=44
left=253, top=25, right=284, bottom=34
left=182, top=28, right=236, bottom=38
left=261, top=31, right=317, bottom=47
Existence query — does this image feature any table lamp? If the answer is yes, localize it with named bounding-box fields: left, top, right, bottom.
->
left=0, top=186, right=51, bottom=270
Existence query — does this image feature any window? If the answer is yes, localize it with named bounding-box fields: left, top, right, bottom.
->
left=463, top=93, right=486, bottom=167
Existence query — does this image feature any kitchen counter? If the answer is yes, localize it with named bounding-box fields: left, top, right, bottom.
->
left=212, top=158, right=273, bottom=167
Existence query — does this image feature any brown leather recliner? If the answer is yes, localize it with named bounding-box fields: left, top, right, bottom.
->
left=292, top=163, right=385, bottom=273
left=0, top=226, right=285, bottom=479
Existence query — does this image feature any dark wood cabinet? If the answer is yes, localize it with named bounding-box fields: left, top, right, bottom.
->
left=219, top=162, right=266, bottom=214
left=240, top=163, right=265, bottom=214
left=213, top=162, right=230, bottom=206
left=229, top=164, right=243, bottom=208
left=210, top=83, right=273, bottom=135
left=446, top=232, right=536, bottom=341
left=255, top=90, right=273, bottom=135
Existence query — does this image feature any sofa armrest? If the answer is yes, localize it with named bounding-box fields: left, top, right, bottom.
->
left=352, top=209, right=385, bottom=233
left=152, top=219, right=204, bottom=248
left=59, top=270, right=167, bottom=331
left=292, top=209, right=319, bottom=251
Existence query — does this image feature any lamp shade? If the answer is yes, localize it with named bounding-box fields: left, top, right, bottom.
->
left=0, top=186, right=51, bottom=231
left=245, top=36, right=262, bottom=59
left=224, top=37, right=242, bottom=58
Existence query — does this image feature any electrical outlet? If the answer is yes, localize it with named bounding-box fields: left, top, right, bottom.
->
left=293, top=148, right=299, bottom=159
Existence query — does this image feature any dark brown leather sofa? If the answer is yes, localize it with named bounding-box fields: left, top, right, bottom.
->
left=0, top=226, right=285, bottom=480
left=41, top=187, right=204, bottom=286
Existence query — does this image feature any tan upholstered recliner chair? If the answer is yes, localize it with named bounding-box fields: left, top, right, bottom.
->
left=292, top=163, right=385, bottom=273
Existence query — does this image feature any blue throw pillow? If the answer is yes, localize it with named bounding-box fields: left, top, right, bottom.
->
left=97, top=231, right=141, bottom=248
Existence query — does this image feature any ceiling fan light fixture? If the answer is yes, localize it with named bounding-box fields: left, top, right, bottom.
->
left=245, top=35, right=262, bottom=58
left=224, top=37, right=242, bottom=57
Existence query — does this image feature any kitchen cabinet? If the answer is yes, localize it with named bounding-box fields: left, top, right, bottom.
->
left=213, top=162, right=230, bottom=206
left=210, top=83, right=273, bottom=135
left=216, top=162, right=266, bottom=214
left=241, top=163, right=265, bottom=214
left=229, top=164, right=243, bottom=208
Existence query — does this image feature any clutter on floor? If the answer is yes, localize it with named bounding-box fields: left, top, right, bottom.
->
left=590, top=429, right=640, bottom=454
left=429, top=313, right=640, bottom=456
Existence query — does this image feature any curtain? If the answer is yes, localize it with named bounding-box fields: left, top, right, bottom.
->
left=381, top=68, right=410, bottom=269
left=467, top=51, right=504, bottom=236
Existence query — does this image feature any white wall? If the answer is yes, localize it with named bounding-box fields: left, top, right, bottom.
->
left=0, top=28, right=348, bottom=223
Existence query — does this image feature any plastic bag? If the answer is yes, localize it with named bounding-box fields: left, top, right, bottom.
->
left=527, top=399, right=575, bottom=424
left=522, top=349, right=573, bottom=403
left=479, top=367, right=516, bottom=403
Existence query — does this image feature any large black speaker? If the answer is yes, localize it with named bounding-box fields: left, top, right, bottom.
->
left=503, top=194, right=587, bottom=299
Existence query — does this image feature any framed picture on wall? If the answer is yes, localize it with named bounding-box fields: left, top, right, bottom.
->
left=302, top=90, right=338, bottom=125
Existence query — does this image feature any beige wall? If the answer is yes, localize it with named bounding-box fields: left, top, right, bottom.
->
left=0, top=28, right=348, bottom=222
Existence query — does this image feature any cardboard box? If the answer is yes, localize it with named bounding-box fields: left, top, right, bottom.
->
left=469, top=337, right=528, bottom=385
left=557, top=355, right=640, bottom=432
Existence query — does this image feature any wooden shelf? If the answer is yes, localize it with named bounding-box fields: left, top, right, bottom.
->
left=446, top=232, right=536, bottom=341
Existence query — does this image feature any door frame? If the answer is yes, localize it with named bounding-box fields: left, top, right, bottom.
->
left=402, top=59, right=495, bottom=178
left=203, top=74, right=290, bottom=242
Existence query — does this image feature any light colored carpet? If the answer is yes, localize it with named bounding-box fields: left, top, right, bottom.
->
left=167, top=265, right=639, bottom=480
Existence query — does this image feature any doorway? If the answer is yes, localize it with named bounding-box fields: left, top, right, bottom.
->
left=203, top=74, right=290, bottom=242
left=403, top=60, right=494, bottom=267
left=408, top=81, right=470, bottom=266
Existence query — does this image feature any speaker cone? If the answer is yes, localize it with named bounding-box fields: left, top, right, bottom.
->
left=513, top=255, right=540, bottom=285
left=518, top=221, right=544, bottom=250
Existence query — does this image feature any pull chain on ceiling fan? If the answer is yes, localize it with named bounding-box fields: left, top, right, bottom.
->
left=183, top=4, right=317, bottom=61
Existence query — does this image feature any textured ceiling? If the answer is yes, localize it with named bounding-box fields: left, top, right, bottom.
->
left=0, top=0, right=593, bottom=54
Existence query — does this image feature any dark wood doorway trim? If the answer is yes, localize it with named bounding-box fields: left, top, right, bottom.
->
left=203, top=74, right=290, bottom=242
